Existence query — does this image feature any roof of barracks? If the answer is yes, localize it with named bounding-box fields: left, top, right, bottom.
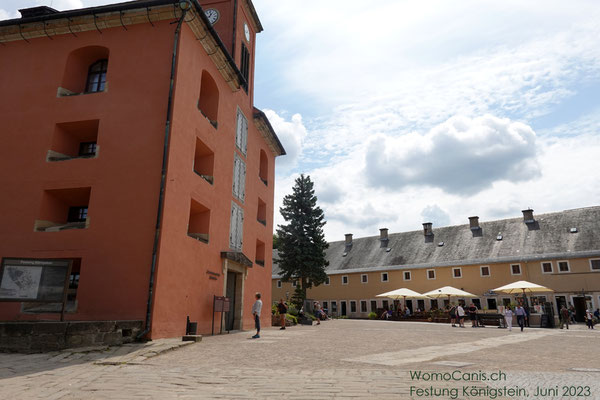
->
left=273, top=206, right=600, bottom=277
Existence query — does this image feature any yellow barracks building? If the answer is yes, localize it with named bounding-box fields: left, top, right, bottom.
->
left=272, top=206, right=600, bottom=325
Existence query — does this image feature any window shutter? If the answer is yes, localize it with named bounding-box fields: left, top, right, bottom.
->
left=235, top=109, right=248, bottom=156
left=229, top=203, right=237, bottom=249
left=241, top=116, right=248, bottom=155
left=232, top=155, right=239, bottom=198
left=236, top=205, right=244, bottom=249
left=239, top=158, right=246, bottom=202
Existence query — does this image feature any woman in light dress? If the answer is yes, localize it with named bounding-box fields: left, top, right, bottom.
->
left=504, top=306, right=514, bottom=331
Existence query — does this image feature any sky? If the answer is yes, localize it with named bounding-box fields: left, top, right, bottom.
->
left=3, top=0, right=600, bottom=242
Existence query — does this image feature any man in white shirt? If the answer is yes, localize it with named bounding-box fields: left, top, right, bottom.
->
left=251, top=292, right=263, bottom=339
left=456, top=304, right=466, bottom=328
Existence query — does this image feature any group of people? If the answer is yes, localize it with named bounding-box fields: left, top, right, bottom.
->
left=448, top=303, right=482, bottom=328
left=503, top=304, right=528, bottom=331
left=559, top=305, right=597, bottom=330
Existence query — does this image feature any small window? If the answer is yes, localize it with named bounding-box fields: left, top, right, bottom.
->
left=361, top=274, right=368, bottom=283
left=240, top=42, right=250, bottom=89
left=322, top=301, right=328, bottom=311
left=342, top=275, right=348, bottom=285
left=255, top=240, right=265, bottom=267
left=67, top=206, right=88, bottom=223
left=430, top=299, right=438, bottom=310
left=292, top=280, right=297, bottom=287
left=558, top=261, right=570, bottom=273
left=198, top=70, right=219, bottom=128
left=541, top=262, right=553, bottom=274
left=370, top=300, right=377, bottom=312
left=257, top=198, right=267, bottom=226
left=188, top=199, right=210, bottom=244
left=350, top=300, right=357, bottom=313
left=48, top=119, right=100, bottom=162
left=277, top=280, right=281, bottom=288
left=331, top=301, right=337, bottom=313
left=381, top=272, right=389, bottom=282
left=427, top=269, right=436, bottom=280
left=403, top=271, right=411, bottom=281
left=511, top=264, right=521, bottom=275
left=452, top=267, right=462, bottom=278
left=360, top=300, right=367, bottom=313
left=259, top=150, right=268, bottom=186
left=85, top=59, right=108, bottom=93
left=193, top=138, right=215, bottom=184
left=382, top=300, right=389, bottom=310
left=325, top=276, right=330, bottom=285
left=590, top=259, right=600, bottom=272
left=487, top=298, right=497, bottom=310
left=78, top=142, right=97, bottom=157
left=480, top=265, right=490, bottom=277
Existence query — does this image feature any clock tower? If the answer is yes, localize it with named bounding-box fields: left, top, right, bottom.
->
left=199, top=0, right=263, bottom=93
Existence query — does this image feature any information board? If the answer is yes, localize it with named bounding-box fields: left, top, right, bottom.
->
left=0, top=258, right=71, bottom=302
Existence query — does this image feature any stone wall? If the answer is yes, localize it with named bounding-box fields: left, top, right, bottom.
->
left=0, top=320, right=143, bottom=353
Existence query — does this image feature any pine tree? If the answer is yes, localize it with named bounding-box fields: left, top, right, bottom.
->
left=276, top=174, right=329, bottom=308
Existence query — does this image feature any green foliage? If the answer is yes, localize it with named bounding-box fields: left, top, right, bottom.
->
left=276, top=174, right=329, bottom=306
left=285, top=313, right=298, bottom=325
left=368, top=312, right=378, bottom=319
left=273, top=234, right=281, bottom=250
left=272, top=304, right=278, bottom=315
left=290, top=286, right=306, bottom=309
left=287, top=306, right=299, bottom=317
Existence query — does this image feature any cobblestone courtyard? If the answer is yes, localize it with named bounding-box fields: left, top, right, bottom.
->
left=1, top=320, right=598, bottom=399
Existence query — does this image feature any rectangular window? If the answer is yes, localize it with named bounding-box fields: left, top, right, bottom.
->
left=452, top=267, right=462, bottom=278
left=48, top=120, right=99, bottom=161
left=480, top=265, right=490, bottom=277
left=590, top=259, right=600, bottom=272
left=361, top=274, right=368, bottom=283
left=240, top=42, right=250, bottom=88
left=370, top=300, right=377, bottom=312
left=292, top=280, right=297, bottom=287
left=232, top=153, right=246, bottom=202
left=235, top=108, right=248, bottom=155
left=331, top=301, right=337, bottom=313
left=403, top=271, right=411, bottom=281
left=67, top=206, right=88, bottom=222
left=188, top=199, right=210, bottom=244
left=342, top=275, right=348, bottom=285
left=558, top=261, right=570, bottom=273
left=325, top=276, right=330, bottom=285
left=541, top=262, right=553, bottom=274
left=487, top=298, right=497, bottom=310
left=35, top=187, right=91, bottom=232
left=510, top=264, right=521, bottom=275
left=427, top=269, right=436, bottom=280
left=502, top=298, right=511, bottom=307
left=382, top=300, right=389, bottom=310
left=350, top=300, right=357, bottom=313
left=381, top=272, right=389, bottom=282
left=194, top=137, right=215, bottom=185
left=360, top=300, right=367, bottom=313
left=417, top=299, right=425, bottom=311
left=430, top=299, right=438, bottom=310
left=277, top=280, right=281, bottom=288
left=78, top=142, right=97, bottom=157
left=322, top=301, right=328, bottom=312
left=229, top=201, right=244, bottom=250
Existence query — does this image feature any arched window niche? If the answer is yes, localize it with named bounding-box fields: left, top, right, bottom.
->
left=197, top=70, right=219, bottom=128
left=259, top=149, right=268, bottom=185
left=58, top=46, right=109, bottom=96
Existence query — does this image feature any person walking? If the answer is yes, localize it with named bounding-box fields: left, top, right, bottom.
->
left=456, top=304, right=466, bottom=328
left=504, top=306, right=514, bottom=331
left=585, top=309, right=595, bottom=329
left=449, top=304, right=457, bottom=327
left=468, top=303, right=478, bottom=327
left=559, top=305, right=569, bottom=329
left=515, top=304, right=526, bottom=332
left=251, top=292, right=262, bottom=339
left=277, top=299, right=287, bottom=330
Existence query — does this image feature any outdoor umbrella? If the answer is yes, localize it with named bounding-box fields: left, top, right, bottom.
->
left=376, top=288, right=428, bottom=300
left=492, top=280, right=553, bottom=295
left=423, top=286, right=477, bottom=299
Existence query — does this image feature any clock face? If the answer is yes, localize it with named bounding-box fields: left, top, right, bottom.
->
left=204, top=9, right=219, bottom=25
left=244, top=23, right=250, bottom=42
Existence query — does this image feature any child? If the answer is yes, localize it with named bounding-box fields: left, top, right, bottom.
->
left=586, top=309, right=595, bottom=330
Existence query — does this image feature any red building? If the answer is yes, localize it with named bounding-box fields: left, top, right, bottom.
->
left=0, top=0, right=284, bottom=339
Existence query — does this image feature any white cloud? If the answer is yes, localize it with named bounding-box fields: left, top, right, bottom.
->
left=264, top=109, right=306, bottom=172
left=421, top=205, right=450, bottom=227
left=364, top=115, right=540, bottom=194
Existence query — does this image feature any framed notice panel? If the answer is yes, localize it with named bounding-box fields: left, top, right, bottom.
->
left=0, top=258, right=72, bottom=303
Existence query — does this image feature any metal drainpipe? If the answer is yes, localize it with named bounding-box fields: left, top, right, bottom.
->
left=137, top=1, right=190, bottom=340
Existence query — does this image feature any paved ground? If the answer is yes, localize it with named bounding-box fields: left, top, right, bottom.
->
left=0, top=320, right=598, bottom=399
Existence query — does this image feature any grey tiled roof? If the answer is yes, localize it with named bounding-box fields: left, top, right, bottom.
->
left=272, top=206, right=600, bottom=277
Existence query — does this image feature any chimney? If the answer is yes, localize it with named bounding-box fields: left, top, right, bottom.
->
left=379, top=228, right=389, bottom=248
left=522, top=208, right=535, bottom=224
left=422, top=222, right=433, bottom=236
left=469, top=216, right=480, bottom=230
left=345, top=233, right=353, bottom=251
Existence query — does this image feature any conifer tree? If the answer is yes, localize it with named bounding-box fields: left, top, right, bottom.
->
left=276, top=174, right=329, bottom=307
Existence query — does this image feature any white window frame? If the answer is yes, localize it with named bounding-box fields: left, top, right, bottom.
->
left=480, top=265, right=491, bottom=277
left=381, top=272, right=389, bottom=282
left=452, top=267, right=462, bottom=278
left=403, top=271, right=411, bottom=281
left=590, top=259, right=600, bottom=272
left=232, top=153, right=246, bottom=203
left=235, top=107, right=248, bottom=156
left=341, top=275, right=348, bottom=285
left=229, top=201, right=244, bottom=250
left=426, top=269, right=436, bottom=280
left=277, top=280, right=281, bottom=288
left=557, top=260, right=570, bottom=273
left=361, top=274, right=368, bottom=284
left=330, top=301, right=338, bottom=314
left=510, top=263, right=522, bottom=276
left=541, top=261, right=554, bottom=274
left=360, top=300, right=368, bottom=313
left=325, top=276, right=330, bottom=285
left=350, top=300, right=357, bottom=314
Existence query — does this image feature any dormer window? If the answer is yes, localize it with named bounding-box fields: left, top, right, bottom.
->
left=86, top=59, right=108, bottom=93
